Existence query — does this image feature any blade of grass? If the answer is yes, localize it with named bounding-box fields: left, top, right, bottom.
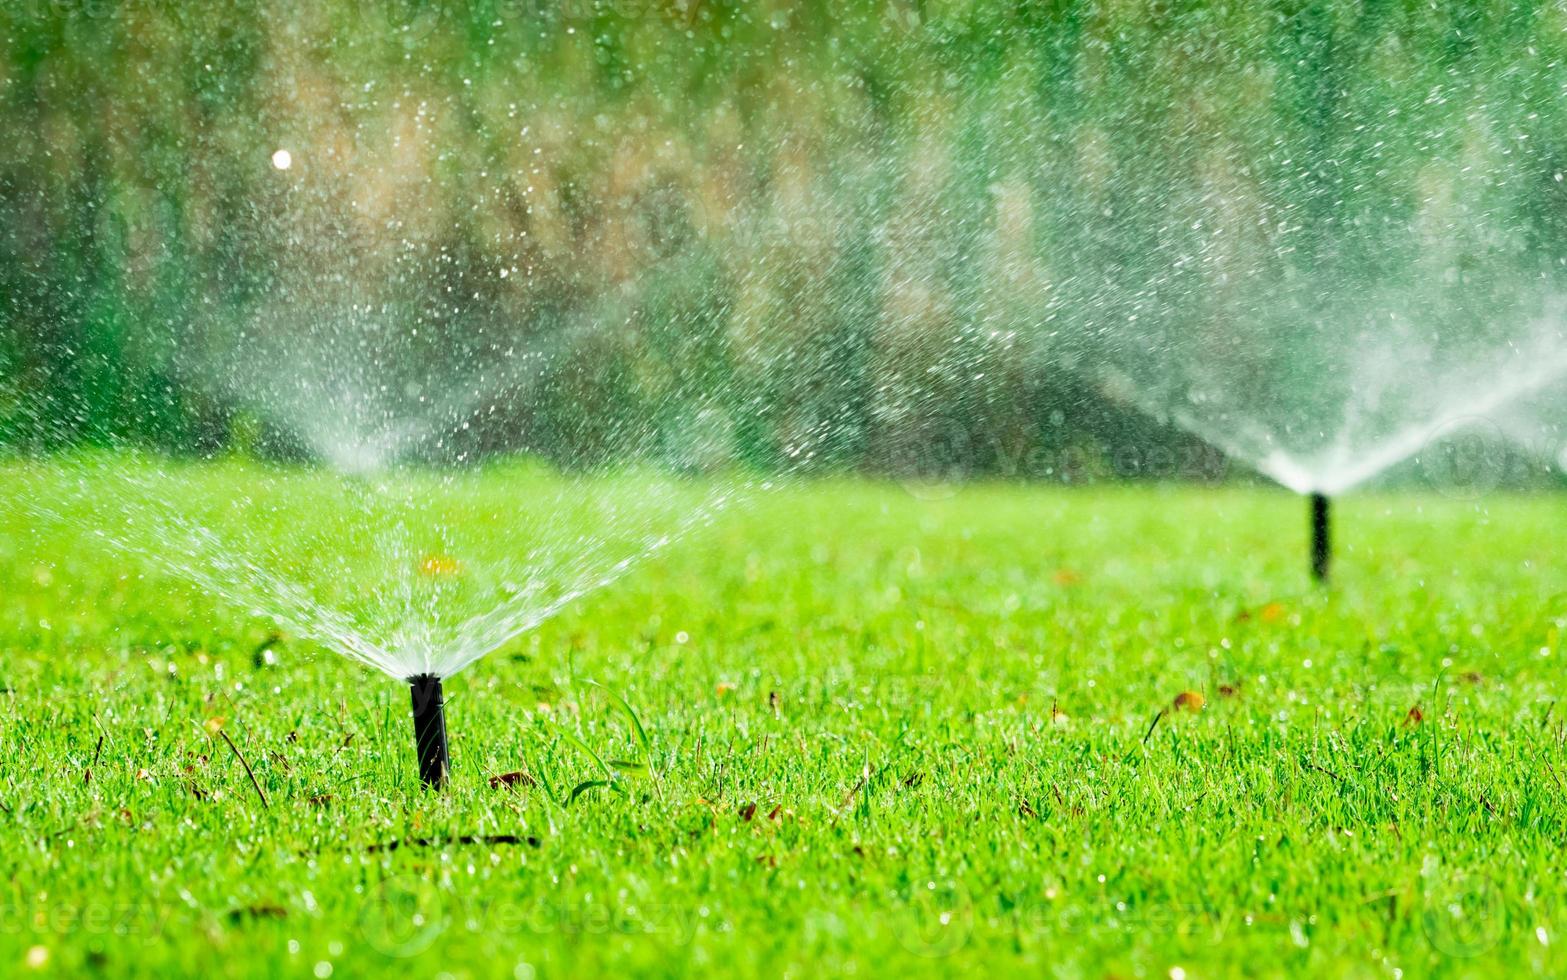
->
left=587, top=680, right=665, bottom=802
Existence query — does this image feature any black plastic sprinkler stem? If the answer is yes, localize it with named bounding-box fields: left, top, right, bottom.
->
left=1309, top=493, right=1331, bottom=584
left=408, top=674, right=449, bottom=789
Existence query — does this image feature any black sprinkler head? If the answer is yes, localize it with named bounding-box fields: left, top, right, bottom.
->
left=408, top=674, right=449, bottom=789
left=1309, top=492, right=1331, bottom=584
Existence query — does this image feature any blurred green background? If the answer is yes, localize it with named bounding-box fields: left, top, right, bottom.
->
left=3, top=0, right=1566, bottom=477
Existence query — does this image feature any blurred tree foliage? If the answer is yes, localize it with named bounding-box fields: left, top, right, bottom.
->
left=2, top=0, right=1566, bottom=476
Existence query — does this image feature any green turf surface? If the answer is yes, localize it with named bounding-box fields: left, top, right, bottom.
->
left=2, top=460, right=1565, bottom=977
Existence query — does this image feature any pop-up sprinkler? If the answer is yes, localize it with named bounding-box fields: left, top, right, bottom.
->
left=408, top=674, right=450, bottom=789
left=1309, top=492, right=1331, bottom=583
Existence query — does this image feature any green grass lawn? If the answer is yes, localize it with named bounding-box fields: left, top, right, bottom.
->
left=2, top=460, right=1566, bottom=978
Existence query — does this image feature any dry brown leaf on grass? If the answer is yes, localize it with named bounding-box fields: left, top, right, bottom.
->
left=1172, top=691, right=1205, bottom=712
left=227, top=905, right=287, bottom=922
left=1236, top=602, right=1288, bottom=624
left=489, top=771, right=537, bottom=790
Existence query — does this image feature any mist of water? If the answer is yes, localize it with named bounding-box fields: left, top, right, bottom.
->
left=10, top=4, right=1567, bottom=688
left=1099, top=307, right=1567, bottom=494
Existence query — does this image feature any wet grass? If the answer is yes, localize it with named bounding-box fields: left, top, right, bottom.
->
left=1, top=461, right=1566, bottom=977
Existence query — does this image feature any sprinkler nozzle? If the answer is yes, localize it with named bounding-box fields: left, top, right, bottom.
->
left=1309, top=493, right=1331, bottom=583
left=408, top=674, right=449, bottom=789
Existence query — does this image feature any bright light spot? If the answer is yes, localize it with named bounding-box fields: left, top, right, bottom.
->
left=1169, top=969, right=1187, bottom=980
left=271, top=149, right=293, bottom=170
